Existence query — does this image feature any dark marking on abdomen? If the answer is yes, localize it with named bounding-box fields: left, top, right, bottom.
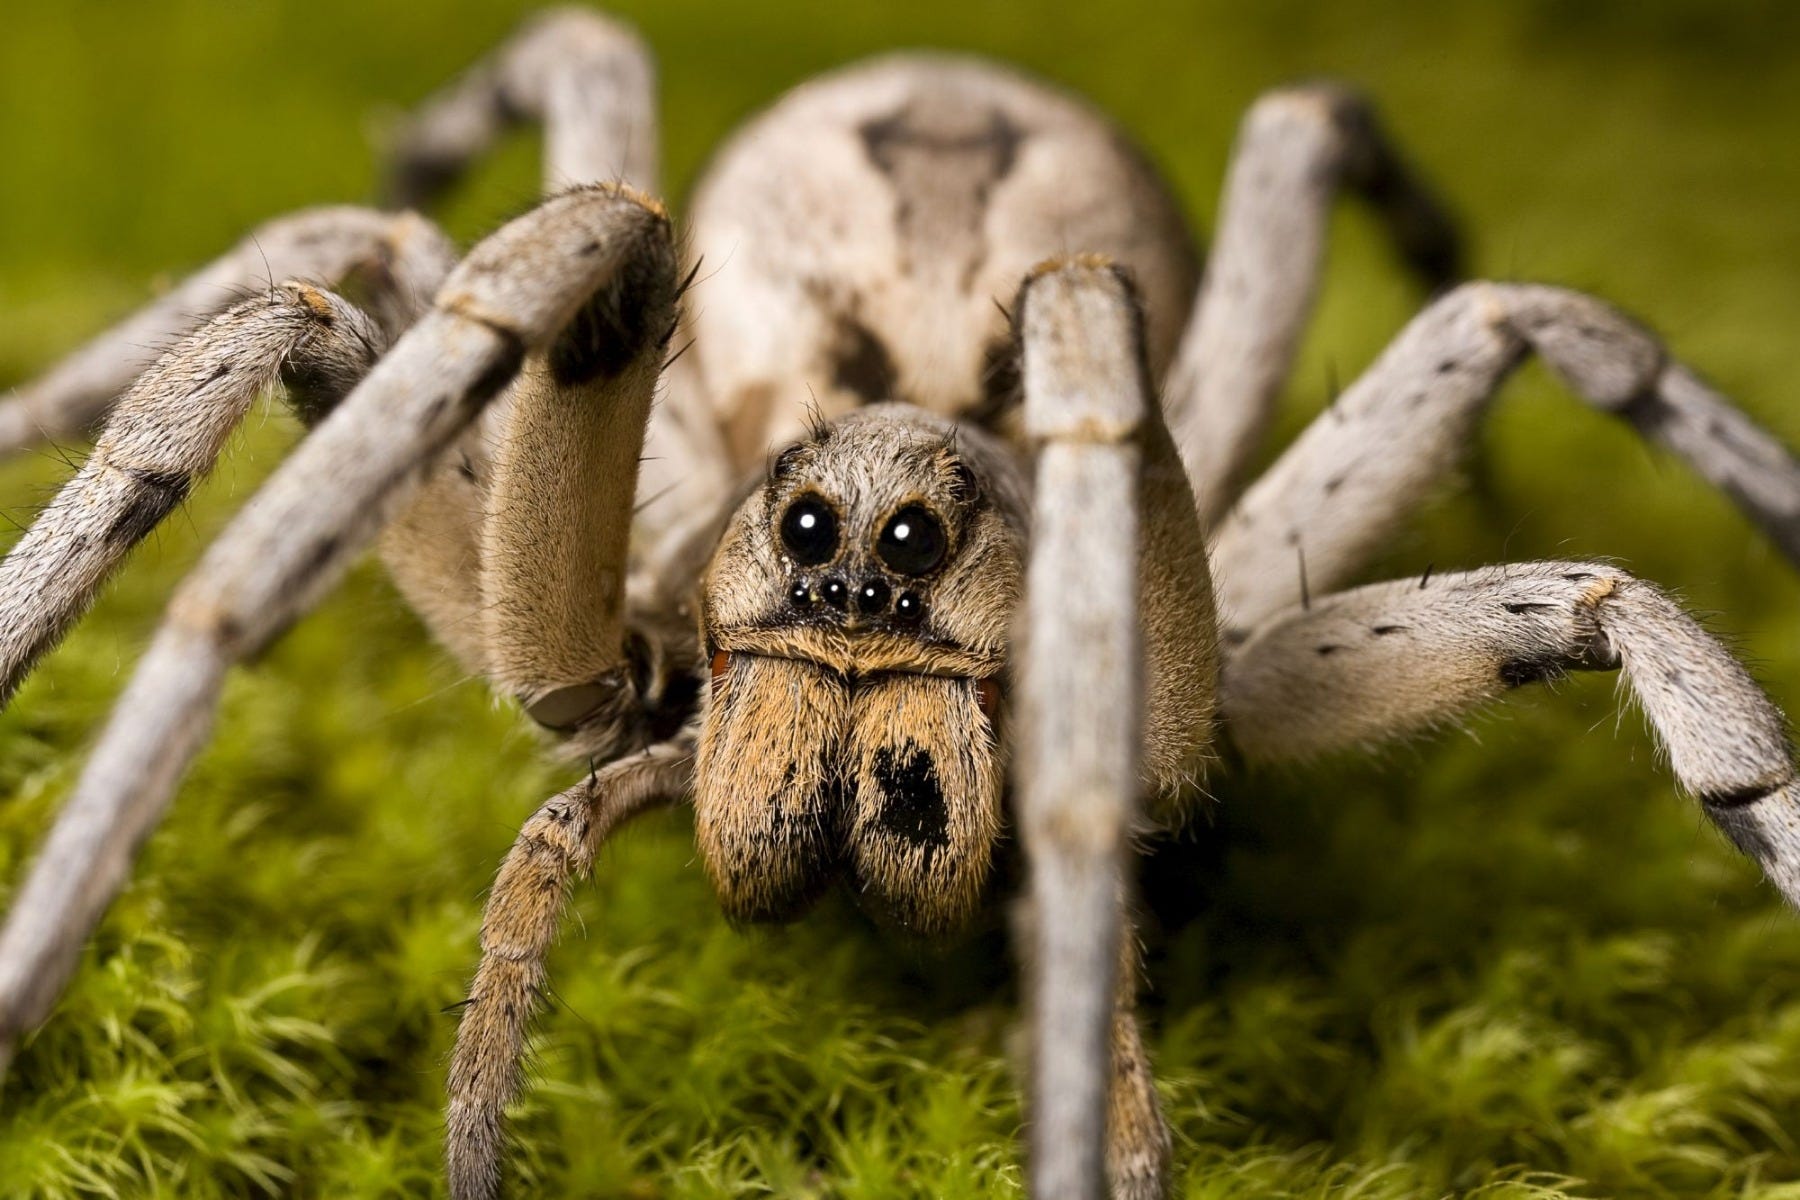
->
left=855, top=100, right=1028, bottom=282
left=831, top=318, right=899, bottom=403
left=858, top=105, right=1024, bottom=186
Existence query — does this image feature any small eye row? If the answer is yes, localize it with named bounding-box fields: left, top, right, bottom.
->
left=778, top=496, right=948, bottom=576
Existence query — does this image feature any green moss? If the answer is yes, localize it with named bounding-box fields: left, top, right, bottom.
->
left=4, top=1, right=1800, bottom=1196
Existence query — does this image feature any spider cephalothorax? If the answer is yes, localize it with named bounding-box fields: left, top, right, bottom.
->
left=5, top=10, right=1800, bottom=1200
left=698, top=406, right=1026, bottom=933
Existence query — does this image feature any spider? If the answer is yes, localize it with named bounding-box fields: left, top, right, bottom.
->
left=2, top=8, right=1800, bottom=1198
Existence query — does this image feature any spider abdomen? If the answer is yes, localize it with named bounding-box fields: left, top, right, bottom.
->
left=672, top=55, right=1199, bottom=468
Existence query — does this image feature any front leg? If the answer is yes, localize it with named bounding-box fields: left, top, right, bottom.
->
left=374, top=7, right=697, bottom=700
left=1014, top=259, right=1216, bottom=1199
left=1014, top=259, right=1146, bottom=1199
left=476, top=222, right=696, bottom=757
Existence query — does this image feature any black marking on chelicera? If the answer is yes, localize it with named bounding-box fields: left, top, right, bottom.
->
left=830, top=317, right=899, bottom=403
left=1700, top=781, right=1787, bottom=810
left=721, top=770, right=844, bottom=927
left=1503, top=601, right=1556, bottom=615
left=104, top=468, right=192, bottom=546
left=1371, top=624, right=1407, bottom=636
left=872, top=744, right=950, bottom=857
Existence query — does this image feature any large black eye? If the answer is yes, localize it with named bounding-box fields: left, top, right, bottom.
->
left=876, top=505, right=947, bottom=576
left=780, top=496, right=840, bottom=565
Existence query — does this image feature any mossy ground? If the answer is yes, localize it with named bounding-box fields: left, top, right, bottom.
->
left=4, top=2, right=1800, bottom=1196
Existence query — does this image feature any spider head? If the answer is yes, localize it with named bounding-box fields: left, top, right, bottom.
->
left=694, top=404, right=1028, bottom=935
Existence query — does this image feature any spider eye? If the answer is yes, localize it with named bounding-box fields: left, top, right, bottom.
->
left=876, top=505, right=947, bottom=576
left=779, top=496, right=840, bottom=565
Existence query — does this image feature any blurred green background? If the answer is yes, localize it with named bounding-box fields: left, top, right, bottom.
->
left=4, top=1, right=1800, bottom=1196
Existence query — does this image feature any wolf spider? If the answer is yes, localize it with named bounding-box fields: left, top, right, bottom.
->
left=3, top=9, right=1800, bottom=1199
